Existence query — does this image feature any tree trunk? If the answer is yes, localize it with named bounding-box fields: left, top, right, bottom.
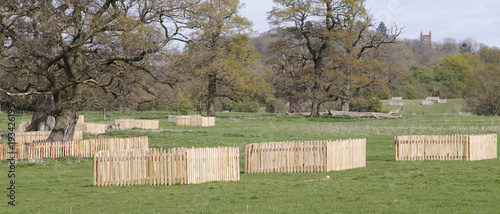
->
left=197, top=99, right=203, bottom=115
left=341, top=99, right=350, bottom=112
left=310, top=101, right=322, bottom=118
left=341, top=86, right=351, bottom=112
left=102, top=107, right=106, bottom=121
left=47, top=107, right=78, bottom=142
left=46, top=82, right=83, bottom=142
left=207, top=74, right=216, bottom=116
left=26, top=95, right=56, bottom=131
left=289, top=99, right=301, bottom=113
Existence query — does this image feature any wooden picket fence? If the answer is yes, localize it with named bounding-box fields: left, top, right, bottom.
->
left=75, top=115, right=106, bottom=134
left=79, top=123, right=106, bottom=134
left=0, top=136, right=148, bottom=160
left=115, top=119, right=159, bottom=129
left=245, top=139, right=366, bottom=173
left=12, top=131, right=83, bottom=143
left=395, top=134, right=497, bottom=161
left=175, top=116, right=215, bottom=127
left=78, top=115, right=85, bottom=124
left=93, top=146, right=239, bottom=186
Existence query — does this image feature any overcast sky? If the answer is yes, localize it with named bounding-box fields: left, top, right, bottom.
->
left=240, top=0, right=500, bottom=48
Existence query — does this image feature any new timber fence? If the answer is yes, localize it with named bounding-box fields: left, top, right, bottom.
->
left=115, top=119, right=159, bottom=129
left=176, top=116, right=215, bottom=127
left=13, top=131, right=83, bottom=143
left=0, top=136, right=148, bottom=160
left=93, top=147, right=239, bottom=186
left=77, top=123, right=106, bottom=134
left=245, top=139, right=366, bottom=173
left=75, top=115, right=106, bottom=134
left=395, top=134, right=497, bottom=161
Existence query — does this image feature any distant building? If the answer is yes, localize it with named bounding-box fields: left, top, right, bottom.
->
left=420, top=31, right=432, bottom=45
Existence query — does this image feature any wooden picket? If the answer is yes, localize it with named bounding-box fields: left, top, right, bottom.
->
left=8, top=131, right=83, bottom=144
left=80, top=123, right=106, bottom=134
left=245, top=139, right=366, bottom=173
left=93, top=147, right=239, bottom=186
left=74, top=115, right=106, bottom=134
left=175, top=116, right=215, bottom=127
left=0, top=136, right=148, bottom=160
left=115, top=119, right=159, bottom=129
left=395, top=134, right=497, bottom=161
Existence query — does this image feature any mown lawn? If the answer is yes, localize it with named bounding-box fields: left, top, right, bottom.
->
left=1, top=112, right=499, bottom=213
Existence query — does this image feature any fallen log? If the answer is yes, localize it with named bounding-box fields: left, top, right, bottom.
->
left=327, top=109, right=402, bottom=119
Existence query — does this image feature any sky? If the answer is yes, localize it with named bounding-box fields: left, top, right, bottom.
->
left=239, top=0, right=500, bottom=48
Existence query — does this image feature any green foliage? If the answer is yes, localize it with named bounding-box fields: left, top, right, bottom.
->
left=267, top=0, right=393, bottom=116
left=369, top=97, right=383, bottom=112
left=182, top=1, right=273, bottom=116
left=396, top=65, right=464, bottom=99
left=226, top=101, right=261, bottom=113
left=350, top=96, right=383, bottom=112
left=432, top=55, right=475, bottom=96
left=464, top=65, right=500, bottom=116
left=178, top=91, right=194, bottom=115
left=179, top=103, right=194, bottom=115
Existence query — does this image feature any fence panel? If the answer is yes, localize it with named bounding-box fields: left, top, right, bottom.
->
left=0, top=136, right=148, bottom=160
left=115, top=119, right=159, bottom=129
left=469, top=134, right=497, bottom=161
left=186, top=147, right=239, bottom=184
left=245, top=139, right=366, bottom=173
left=94, top=149, right=156, bottom=186
left=94, top=146, right=239, bottom=186
left=13, top=131, right=83, bottom=144
left=175, top=116, right=215, bottom=127
left=395, top=134, right=497, bottom=161
left=75, top=115, right=106, bottom=134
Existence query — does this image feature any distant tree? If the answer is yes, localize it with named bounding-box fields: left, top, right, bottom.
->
left=437, top=38, right=459, bottom=55
left=177, top=91, right=194, bottom=115
left=370, top=41, right=418, bottom=98
left=181, top=0, right=273, bottom=116
left=376, top=22, right=388, bottom=38
left=265, top=30, right=310, bottom=113
left=411, top=39, right=444, bottom=66
left=464, top=64, right=500, bottom=116
left=479, top=46, right=500, bottom=65
left=433, top=55, right=474, bottom=90
left=459, top=38, right=480, bottom=54
left=464, top=47, right=500, bottom=116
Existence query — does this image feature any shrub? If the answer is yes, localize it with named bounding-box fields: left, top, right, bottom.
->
left=229, top=101, right=260, bottom=112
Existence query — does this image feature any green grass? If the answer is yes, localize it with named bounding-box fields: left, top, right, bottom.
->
left=1, top=111, right=499, bottom=213
left=381, top=99, right=465, bottom=115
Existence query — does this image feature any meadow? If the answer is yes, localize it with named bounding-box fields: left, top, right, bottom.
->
left=1, top=110, right=499, bottom=213
left=380, top=99, right=466, bottom=115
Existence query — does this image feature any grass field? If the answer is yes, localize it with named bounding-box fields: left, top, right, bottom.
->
left=1, top=111, right=499, bottom=213
left=381, top=99, right=465, bottom=115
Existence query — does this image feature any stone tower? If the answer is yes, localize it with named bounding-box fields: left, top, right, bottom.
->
left=420, top=31, right=432, bottom=45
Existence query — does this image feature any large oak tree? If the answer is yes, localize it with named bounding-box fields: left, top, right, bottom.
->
left=0, top=0, right=195, bottom=141
left=268, top=0, right=400, bottom=117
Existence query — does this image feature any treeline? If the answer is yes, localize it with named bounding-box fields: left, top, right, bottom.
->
left=61, top=9, right=500, bottom=117
left=381, top=38, right=500, bottom=116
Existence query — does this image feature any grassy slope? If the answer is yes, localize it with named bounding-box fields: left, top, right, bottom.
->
left=1, top=112, right=499, bottom=213
left=381, top=99, right=465, bottom=115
